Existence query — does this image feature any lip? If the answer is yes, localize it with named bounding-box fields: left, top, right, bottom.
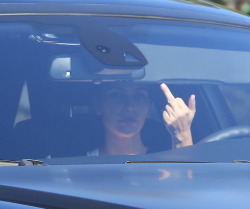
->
left=118, top=118, right=138, bottom=125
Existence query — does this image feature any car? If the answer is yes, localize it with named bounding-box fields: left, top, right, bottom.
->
left=0, top=0, right=250, bottom=208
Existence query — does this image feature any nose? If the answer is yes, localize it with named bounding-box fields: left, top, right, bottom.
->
left=122, top=97, right=136, bottom=112
left=124, top=105, right=135, bottom=112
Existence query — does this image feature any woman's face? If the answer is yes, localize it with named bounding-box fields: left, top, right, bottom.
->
left=96, top=82, right=150, bottom=138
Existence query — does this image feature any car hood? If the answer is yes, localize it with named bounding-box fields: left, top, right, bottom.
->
left=0, top=163, right=250, bottom=208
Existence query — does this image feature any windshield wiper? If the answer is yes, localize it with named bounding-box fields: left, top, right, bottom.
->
left=19, top=159, right=47, bottom=166
left=125, top=161, right=213, bottom=164
left=0, top=159, right=47, bottom=166
left=0, top=160, right=19, bottom=166
left=234, top=160, right=250, bottom=163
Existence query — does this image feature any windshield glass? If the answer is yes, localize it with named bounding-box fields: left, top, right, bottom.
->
left=1, top=15, right=250, bottom=162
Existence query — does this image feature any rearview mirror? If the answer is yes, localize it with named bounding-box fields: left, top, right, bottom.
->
left=49, top=54, right=146, bottom=81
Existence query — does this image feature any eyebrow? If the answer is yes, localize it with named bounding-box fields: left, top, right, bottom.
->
left=105, top=87, right=123, bottom=91
left=106, top=86, right=148, bottom=91
left=134, top=87, right=148, bottom=91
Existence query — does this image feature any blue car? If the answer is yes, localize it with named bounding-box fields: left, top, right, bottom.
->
left=1, top=0, right=250, bottom=208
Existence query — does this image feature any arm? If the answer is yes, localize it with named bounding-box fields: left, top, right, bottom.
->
left=160, top=83, right=196, bottom=149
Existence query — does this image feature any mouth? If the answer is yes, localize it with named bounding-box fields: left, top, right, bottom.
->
left=118, top=118, right=138, bottom=125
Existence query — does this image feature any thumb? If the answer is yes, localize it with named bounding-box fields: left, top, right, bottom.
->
left=188, top=94, right=196, bottom=113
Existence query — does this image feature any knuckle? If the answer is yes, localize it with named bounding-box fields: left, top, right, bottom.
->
left=182, top=111, right=190, bottom=118
left=167, top=98, right=174, bottom=104
left=176, top=97, right=185, bottom=105
left=176, top=110, right=189, bottom=119
left=166, top=120, right=173, bottom=126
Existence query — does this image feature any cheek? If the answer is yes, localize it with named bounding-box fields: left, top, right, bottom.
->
left=99, top=103, right=121, bottom=131
left=99, top=101, right=121, bottom=117
left=137, top=103, right=150, bottom=118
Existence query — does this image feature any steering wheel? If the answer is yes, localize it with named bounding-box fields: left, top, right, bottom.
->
left=198, top=126, right=250, bottom=143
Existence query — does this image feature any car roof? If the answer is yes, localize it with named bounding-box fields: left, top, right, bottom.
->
left=0, top=0, right=249, bottom=28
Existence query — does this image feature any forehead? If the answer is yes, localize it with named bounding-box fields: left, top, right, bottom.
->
left=101, top=82, right=149, bottom=92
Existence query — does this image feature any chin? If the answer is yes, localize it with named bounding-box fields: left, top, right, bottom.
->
left=116, top=128, right=141, bottom=138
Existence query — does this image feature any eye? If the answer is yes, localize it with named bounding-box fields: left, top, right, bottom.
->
left=107, top=90, right=124, bottom=100
left=134, top=91, right=149, bottom=102
left=110, top=92, right=123, bottom=98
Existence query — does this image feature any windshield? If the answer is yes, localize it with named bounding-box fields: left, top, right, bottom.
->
left=1, top=15, right=250, bottom=163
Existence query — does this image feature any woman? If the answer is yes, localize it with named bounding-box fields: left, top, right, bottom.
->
left=87, top=82, right=196, bottom=156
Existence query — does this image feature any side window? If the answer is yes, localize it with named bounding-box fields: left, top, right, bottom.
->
left=14, top=82, right=31, bottom=127
left=219, top=85, right=250, bottom=126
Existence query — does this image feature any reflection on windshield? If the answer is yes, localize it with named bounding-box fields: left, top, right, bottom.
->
left=158, top=168, right=193, bottom=180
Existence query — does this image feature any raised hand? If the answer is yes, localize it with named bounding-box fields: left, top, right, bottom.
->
left=160, top=83, right=196, bottom=148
